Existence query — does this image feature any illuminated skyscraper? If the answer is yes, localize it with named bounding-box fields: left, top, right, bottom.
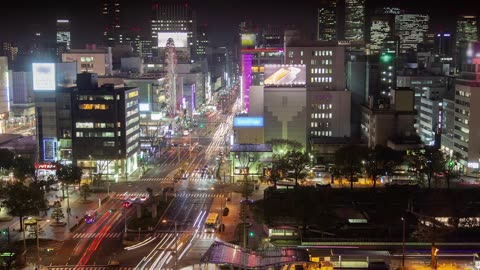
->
left=368, top=15, right=394, bottom=54
left=345, top=0, right=365, bottom=44
left=456, top=15, right=478, bottom=47
left=151, top=0, right=196, bottom=59
left=102, top=0, right=121, bottom=46
left=56, top=19, right=71, bottom=59
left=395, top=14, right=429, bottom=53
left=317, top=0, right=337, bottom=41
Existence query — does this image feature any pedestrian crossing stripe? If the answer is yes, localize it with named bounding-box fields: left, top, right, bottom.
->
left=115, top=192, right=149, bottom=199
left=48, top=267, right=133, bottom=270
left=72, top=232, right=122, bottom=239
left=138, top=176, right=214, bottom=183
left=175, top=192, right=225, bottom=198
left=153, top=232, right=216, bottom=240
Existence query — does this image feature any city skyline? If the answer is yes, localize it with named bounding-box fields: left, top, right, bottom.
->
left=0, top=0, right=479, bottom=48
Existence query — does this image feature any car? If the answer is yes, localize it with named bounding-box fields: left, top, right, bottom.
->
left=128, top=195, right=138, bottom=201
left=182, top=130, right=190, bottom=136
left=140, top=195, right=147, bottom=202
left=122, top=201, right=133, bottom=208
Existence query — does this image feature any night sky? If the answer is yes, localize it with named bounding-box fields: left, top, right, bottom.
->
left=0, top=0, right=478, bottom=49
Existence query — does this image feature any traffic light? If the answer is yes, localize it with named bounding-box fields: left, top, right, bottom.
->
left=109, top=209, right=115, bottom=213
left=380, top=52, right=393, bottom=63
left=448, top=160, right=454, bottom=167
left=249, top=231, right=254, bottom=237
left=1, top=229, right=7, bottom=235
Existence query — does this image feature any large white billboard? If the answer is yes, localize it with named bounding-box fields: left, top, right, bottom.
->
left=33, top=63, right=56, bottom=91
left=158, top=32, right=188, bottom=48
left=264, top=64, right=306, bottom=86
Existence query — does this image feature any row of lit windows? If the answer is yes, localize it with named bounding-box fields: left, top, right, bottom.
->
left=126, top=108, right=138, bottom=118
left=311, top=77, right=333, bottom=83
left=310, top=122, right=331, bottom=128
left=127, top=91, right=139, bottom=98
left=381, top=71, right=393, bottom=77
left=126, top=100, right=138, bottom=108
left=104, top=141, right=115, bottom=147
left=311, top=113, right=333, bottom=119
left=76, top=131, right=119, bottom=138
left=310, top=59, right=333, bottom=65
left=311, top=130, right=332, bottom=136
left=127, top=133, right=139, bottom=144
left=126, top=125, right=139, bottom=136
left=79, top=104, right=109, bottom=110
left=456, top=91, right=471, bottom=97
left=311, top=68, right=332, bottom=74
left=127, top=143, right=138, bottom=153
left=126, top=116, right=139, bottom=127
left=75, top=122, right=115, bottom=129
left=311, top=104, right=333, bottom=110
left=313, top=50, right=333, bottom=56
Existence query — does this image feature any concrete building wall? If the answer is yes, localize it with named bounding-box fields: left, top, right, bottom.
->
left=249, top=85, right=264, bottom=117
left=62, top=52, right=111, bottom=75
left=264, top=87, right=307, bottom=147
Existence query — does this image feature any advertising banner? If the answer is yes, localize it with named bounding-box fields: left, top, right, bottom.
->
left=264, top=64, right=306, bottom=86
left=33, top=63, right=56, bottom=91
left=158, top=32, right=188, bottom=48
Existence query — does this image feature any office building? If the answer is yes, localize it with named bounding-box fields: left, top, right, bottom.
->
left=379, top=51, right=395, bottom=93
left=418, top=98, right=443, bottom=146
left=435, top=33, right=453, bottom=57
left=439, top=58, right=480, bottom=174
left=395, top=14, right=430, bottom=53
left=56, top=19, right=71, bottom=53
left=195, top=24, right=209, bottom=60
left=345, top=0, right=365, bottom=44
left=8, top=71, right=35, bottom=122
left=317, top=0, right=337, bottom=42
left=440, top=98, right=455, bottom=158
left=368, top=15, right=394, bottom=54
left=0, top=57, right=8, bottom=134
left=2, top=42, right=18, bottom=67
left=102, top=0, right=121, bottom=45
left=285, top=44, right=345, bottom=91
left=151, top=0, right=196, bottom=57
left=72, top=73, right=140, bottom=180
left=361, top=89, right=417, bottom=149
left=456, top=16, right=478, bottom=71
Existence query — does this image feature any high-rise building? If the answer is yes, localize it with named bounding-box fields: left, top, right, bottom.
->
left=151, top=0, right=196, bottom=59
left=102, top=0, right=121, bottom=46
left=434, top=33, right=453, bottom=57
left=344, top=0, right=365, bottom=44
left=317, top=0, right=337, bottom=42
left=456, top=16, right=478, bottom=71
left=2, top=42, right=18, bottom=67
left=456, top=16, right=478, bottom=48
left=56, top=19, right=71, bottom=60
left=195, top=24, right=209, bottom=60
left=441, top=57, right=480, bottom=174
left=368, top=15, right=394, bottom=55
left=395, top=14, right=430, bottom=53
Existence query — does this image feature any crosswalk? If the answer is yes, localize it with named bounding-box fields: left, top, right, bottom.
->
left=138, top=177, right=174, bottom=182
left=152, top=231, right=216, bottom=240
left=48, top=267, right=133, bottom=270
left=175, top=192, right=225, bottom=198
left=72, top=232, right=122, bottom=239
left=115, top=192, right=150, bottom=200
left=138, top=175, right=215, bottom=183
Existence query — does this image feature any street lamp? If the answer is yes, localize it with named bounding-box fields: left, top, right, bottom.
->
left=162, top=219, right=178, bottom=270
left=401, top=217, right=405, bottom=269
left=89, top=155, right=93, bottom=184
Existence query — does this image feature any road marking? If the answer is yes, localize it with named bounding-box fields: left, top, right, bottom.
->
left=72, top=232, right=121, bottom=239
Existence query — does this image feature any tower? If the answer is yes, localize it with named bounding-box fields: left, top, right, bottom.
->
left=102, top=0, right=121, bottom=46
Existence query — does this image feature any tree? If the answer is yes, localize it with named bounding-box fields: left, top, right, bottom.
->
left=80, top=184, right=92, bottom=201
left=0, top=148, right=15, bottom=173
left=285, top=151, right=309, bottom=186
left=1, top=182, right=47, bottom=231
left=365, top=145, right=403, bottom=188
left=269, top=154, right=289, bottom=188
left=334, top=145, right=368, bottom=189
left=56, top=164, right=82, bottom=198
left=266, top=139, right=304, bottom=157
left=50, top=201, right=65, bottom=224
left=12, top=156, right=35, bottom=182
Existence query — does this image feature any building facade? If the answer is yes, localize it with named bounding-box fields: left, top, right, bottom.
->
left=102, top=0, right=121, bottom=45
left=317, top=0, right=337, bottom=42
left=395, top=14, right=430, bottom=53
left=62, top=49, right=113, bottom=76
left=345, top=0, right=365, bottom=44
left=0, top=57, right=9, bottom=134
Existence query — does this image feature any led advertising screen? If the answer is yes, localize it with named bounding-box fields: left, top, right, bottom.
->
left=241, top=33, right=256, bottom=47
left=263, top=64, right=306, bottom=86
left=33, top=63, right=56, bottom=91
left=233, top=116, right=264, bottom=128
left=139, top=103, right=150, bottom=112
left=157, top=32, right=188, bottom=48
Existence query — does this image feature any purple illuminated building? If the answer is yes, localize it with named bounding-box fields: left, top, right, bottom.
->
left=242, top=54, right=253, bottom=111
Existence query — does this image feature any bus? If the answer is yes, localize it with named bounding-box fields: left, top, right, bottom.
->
left=204, top=213, right=219, bottom=233
left=84, top=210, right=98, bottom=224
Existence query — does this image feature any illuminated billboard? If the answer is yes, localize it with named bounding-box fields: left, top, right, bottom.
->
left=33, top=63, right=56, bottom=91
left=233, top=116, right=264, bottom=128
left=264, top=64, right=306, bottom=86
left=241, top=34, right=256, bottom=47
left=158, top=32, right=188, bottom=48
